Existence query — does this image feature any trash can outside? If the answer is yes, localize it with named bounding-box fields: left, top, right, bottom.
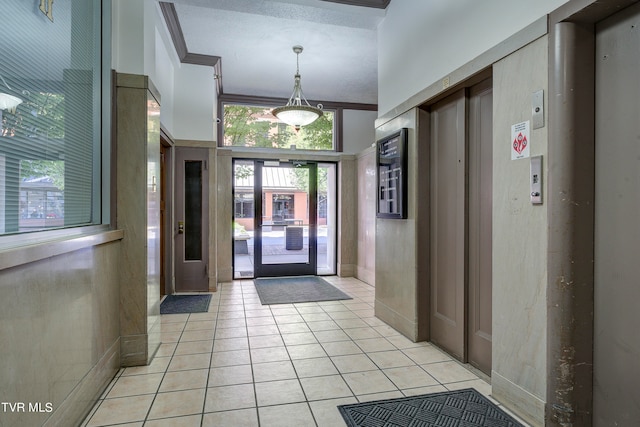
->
left=285, top=226, right=303, bottom=250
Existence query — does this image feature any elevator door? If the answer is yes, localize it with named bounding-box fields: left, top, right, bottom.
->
left=594, top=4, right=640, bottom=424
left=430, top=89, right=467, bottom=361
left=429, top=80, right=493, bottom=371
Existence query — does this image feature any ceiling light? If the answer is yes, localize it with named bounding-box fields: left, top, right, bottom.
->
left=0, top=75, right=22, bottom=113
left=272, top=45, right=323, bottom=131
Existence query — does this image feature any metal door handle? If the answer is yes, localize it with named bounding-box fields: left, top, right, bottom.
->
left=178, top=221, right=184, bottom=234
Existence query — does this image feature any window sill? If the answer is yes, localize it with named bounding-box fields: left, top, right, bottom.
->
left=0, top=227, right=124, bottom=271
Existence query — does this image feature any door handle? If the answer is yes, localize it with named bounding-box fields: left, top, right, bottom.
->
left=178, top=221, right=184, bottom=234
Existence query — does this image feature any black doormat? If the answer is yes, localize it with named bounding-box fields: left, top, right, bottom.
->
left=160, top=294, right=212, bottom=314
left=338, top=388, right=525, bottom=427
left=254, top=276, right=352, bottom=305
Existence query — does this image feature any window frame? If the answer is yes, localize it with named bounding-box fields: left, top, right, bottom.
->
left=0, top=0, right=111, bottom=247
left=218, top=94, right=344, bottom=152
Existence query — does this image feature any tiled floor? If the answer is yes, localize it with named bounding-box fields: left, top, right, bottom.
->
left=82, top=277, right=524, bottom=427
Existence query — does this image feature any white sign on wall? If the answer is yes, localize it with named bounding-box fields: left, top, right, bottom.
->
left=511, top=121, right=530, bottom=160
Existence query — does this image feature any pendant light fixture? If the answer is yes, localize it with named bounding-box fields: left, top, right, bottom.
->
left=272, top=45, right=323, bottom=131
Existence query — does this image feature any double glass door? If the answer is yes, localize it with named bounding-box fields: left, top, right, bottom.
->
left=233, top=159, right=336, bottom=278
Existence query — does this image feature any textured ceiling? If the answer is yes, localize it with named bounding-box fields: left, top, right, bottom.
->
left=169, top=0, right=384, bottom=105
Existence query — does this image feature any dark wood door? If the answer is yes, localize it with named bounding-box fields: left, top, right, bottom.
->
left=429, top=89, right=467, bottom=361
left=467, top=78, right=493, bottom=375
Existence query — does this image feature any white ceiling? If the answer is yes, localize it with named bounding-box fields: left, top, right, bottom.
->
left=168, top=0, right=385, bottom=105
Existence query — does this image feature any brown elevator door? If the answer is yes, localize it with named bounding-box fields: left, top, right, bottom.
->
left=467, top=79, right=493, bottom=375
left=429, top=89, right=467, bottom=361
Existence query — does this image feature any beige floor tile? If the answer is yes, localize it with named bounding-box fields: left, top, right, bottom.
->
left=331, top=354, right=378, bottom=373
left=321, top=341, right=363, bottom=357
left=180, top=329, right=215, bottom=342
left=121, top=357, right=170, bottom=377
left=313, top=329, right=351, bottom=343
left=445, top=379, right=492, bottom=396
left=277, top=322, right=312, bottom=333
left=292, top=357, right=339, bottom=378
left=356, top=390, right=404, bottom=402
left=156, top=342, right=177, bottom=358
left=402, top=384, right=448, bottom=396
left=328, top=310, right=359, bottom=320
left=354, top=337, right=396, bottom=353
left=383, top=365, right=439, bottom=389
left=253, top=360, right=297, bottom=382
left=306, top=320, right=340, bottom=332
left=184, top=320, right=215, bottom=331
left=270, top=307, right=298, bottom=316
left=249, top=334, right=284, bottom=348
left=274, top=314, right=305, bottom=324
left=247, top=324, right=280, bottom=336
left=245, top=309, right=273, bottom=318
left=106, top=373, right=163, bottom=398
left=202, top=408, right=258, bottom=427
left=144, top=414, right=201, bottom=427
left=160, top=331, right=182, bottom=343
left=161, top=314, right=189, bottom=323
left=342, top=370, right=397, bottom=395
left=187, top=312, right=217, bottom=321
left=368, top=350, right=415, bottom=369
left=167, top=353, right=211, bottom=372
left=296, top=305, right=327, bottom=314
left=204, top=383, right=256, bottom=412
left=159, top=369, right=208, bottom=392
left=86, top=395, right=154, bottom=426
left=161, top=322, right=186, bottom=333
left=217, top=310, right=245, bottom=320
left=334, top=318, right=369, bottom=329
left=258, top=403, right=316, bottom=427
left=309, top=397, right=358, bottom=427
left=344, top=327, right=382, bottom=340
left=300, top=312, right=332, bottom=322
left=286, top=343, right=328, bottom=359
left=147, top=389, right=205, bottom=420
left=174, top=339, right=213, bottom=356
left=281, top=332, right=318, bottom=346
left=208, top=364, right=253, bottom=387
left=212, top=337, right=248, bottom=352
left=216, top=317, right=246, bottom=328
left=245, top=316, right=276, bottom=326
left=299, top=375, right=353, bottom=400
left=250, top=346, right=290, bottom=363
left=402, top=345, right=452, bottom=364
left=213, top=327, right=246, bottom=339
left=255, top=379, right=305, bottom=406
left=210, top=349, right=251, bottom=367
left=422, top=360, right=479, bottom=384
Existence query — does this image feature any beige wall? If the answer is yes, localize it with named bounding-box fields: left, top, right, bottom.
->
left=356, top=146, right=376, bottom=286
left=0, top=237, right=122, bottom=427
left=374, top=108, right=429, bottom=341
left=491, top=36, right=549, bottom=426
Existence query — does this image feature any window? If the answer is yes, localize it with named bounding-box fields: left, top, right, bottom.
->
left=0, top=0, right=103, bottom=235
left=222, top=104, right=335, bottom=150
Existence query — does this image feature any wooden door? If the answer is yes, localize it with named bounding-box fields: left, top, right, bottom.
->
left=467, top=79, right=493, bottom=375
left=175, top=147, right=209, bottom=292
left=429, top=90, right=467, bottom=361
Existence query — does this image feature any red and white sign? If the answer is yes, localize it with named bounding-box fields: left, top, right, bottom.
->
left=511, top=121, right=530, bottom=160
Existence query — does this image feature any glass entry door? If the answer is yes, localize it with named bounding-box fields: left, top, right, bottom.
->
left=254, top=161, right=317, bottom=277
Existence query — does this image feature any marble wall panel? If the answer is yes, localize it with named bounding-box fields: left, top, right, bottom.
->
left=0, top=241, right=121, bottom=427
left=356, top=147, right=376, bottom=285
left=491, top=36, right=549, bottom=424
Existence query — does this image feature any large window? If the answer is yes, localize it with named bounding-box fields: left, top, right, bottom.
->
left=0, top=0, right=103, bottom=235
left=222, top=104, right=335, bottom=150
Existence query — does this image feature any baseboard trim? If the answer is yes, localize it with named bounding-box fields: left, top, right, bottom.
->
left=44, top=338, right=120, bottom=427
left=374, top=299, right=417, bottom=341
left=491, top=370, right=546, bottom=427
